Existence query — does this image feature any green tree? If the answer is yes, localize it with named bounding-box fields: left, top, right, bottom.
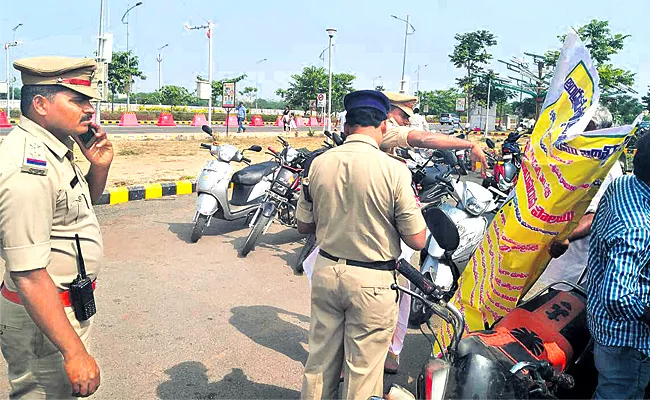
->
left=239, top=87, right=258, bottom=103
left=375, top=85, right=385, bottom=91
left=449, top=30, right=497, bottom=111
left=417, top=88, right=463, bottom=116
left=276, top=66, right=355, bottom=112
left=545, top=20, right=634, bottom=93
left=107, top=51, right=146, bottom=111
left=156, top=85, right=192, bottom=111
left=602, top=95, right=644, bottom=124
left=472, top=72, right=513, bottom=108
left=641, top=87, right=650, bottom=112
left=510, top=97, right=537, bottom=118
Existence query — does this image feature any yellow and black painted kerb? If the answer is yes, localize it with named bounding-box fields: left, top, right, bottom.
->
left=95, top=180, right=196, bottom=205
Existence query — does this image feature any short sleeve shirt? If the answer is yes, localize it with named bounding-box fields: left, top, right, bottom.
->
left=0, top=117, right=103, bottom=291
left=380, top=117, right=414, bottom=154
left=296, top=134, right=425, bottom=262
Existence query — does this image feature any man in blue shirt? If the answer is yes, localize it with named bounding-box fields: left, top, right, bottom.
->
left=236, top=102, right=246, bottom=133
left=587, top=132, right=650, bottom=399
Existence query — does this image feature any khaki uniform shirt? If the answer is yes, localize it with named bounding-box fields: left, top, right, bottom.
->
left=379, top=117, right=414, bottom=154
left=296, top=134, right=425, bottom=262
left=0, top=117, right=103, bottom=291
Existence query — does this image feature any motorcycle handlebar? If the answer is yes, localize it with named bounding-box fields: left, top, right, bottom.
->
left=277, top=136, right=289, bottom=146
left=242, top=156, right=251, bottom=164
left=396, top=259, right=437, bottom=296
left=267, top=146, right=278, bottom=155
left=200, top=143, right=211, bottom=149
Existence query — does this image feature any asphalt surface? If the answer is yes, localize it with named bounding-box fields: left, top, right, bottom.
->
left=0, top=194, right=433, bottom=399
left=0, top=124, right=450, bottom=136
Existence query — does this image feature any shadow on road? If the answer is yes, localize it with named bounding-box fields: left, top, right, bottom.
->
left=157, top=362, right=299, bottom=399
left=229, top=306, right=310, bottom=365
left=167, top=219, right=247, bottom=244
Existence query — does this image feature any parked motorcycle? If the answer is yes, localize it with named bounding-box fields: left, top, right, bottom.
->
left=409, top=154, right=497, bottom=327
left=191, top=125, right=274, bottom=243
left=482, top=130, right=526, bottom=205
left=239, top=137, right=308, bottom=257
left=392, top=209, right=595, bottom=399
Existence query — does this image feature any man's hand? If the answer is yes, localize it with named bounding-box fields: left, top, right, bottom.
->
left=64, top=351, right=101, bottom=397
left=74, top=122, right=114, bottom=169
left=549, top=239, right=570, bottom=259
left=469, top=143, right=488, bottom=178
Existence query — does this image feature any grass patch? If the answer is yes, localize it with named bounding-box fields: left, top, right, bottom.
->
left=117, top=148, right=142, bottom=156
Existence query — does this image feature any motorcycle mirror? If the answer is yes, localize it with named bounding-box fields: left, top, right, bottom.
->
left=201, top=125, right=213, bottom=136
left=486, top=138, right=496, bottom=149
left=249, top=145, right=263, bottom=152
left=332, top=132, right=344, bottom=146
left=424, top=207, right=460, bottom=252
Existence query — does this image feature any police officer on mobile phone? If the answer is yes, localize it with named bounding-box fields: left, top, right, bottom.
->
left=0, top=56, right=113, bottom=398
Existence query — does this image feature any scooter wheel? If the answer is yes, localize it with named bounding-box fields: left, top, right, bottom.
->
left=191, top=215, right=208, bottom=243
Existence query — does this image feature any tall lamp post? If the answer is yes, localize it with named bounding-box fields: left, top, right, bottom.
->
left=4, top=41, right=22, bottom=117
left=9, top=23, right=22, bottom=108
left=326, top=28, right=337, bottom=132
left=157, top=43, right=169, bottom=92
left=185, top=21, right=214, bottom=125
left=373, top=75, right=382, bottom=89
left=121, top=1, right=143, bottom=112
left=255, top=58, right=267, bottom=110
left=391, top=15, right=415, bottom=94
left=414, top=64, right=428, bottom=102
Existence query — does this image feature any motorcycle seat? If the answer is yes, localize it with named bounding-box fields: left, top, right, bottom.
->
left=232, top=161, right=276, bottom=185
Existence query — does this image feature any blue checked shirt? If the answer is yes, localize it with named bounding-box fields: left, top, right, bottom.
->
left=587, top=174, right=650, bottom=351
left=237, top=105, right=246, bottom=119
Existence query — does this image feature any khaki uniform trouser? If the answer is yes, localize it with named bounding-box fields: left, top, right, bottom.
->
left=0, top=296, right=92, bottom=399
left=302, top=254, right=398, bottom=400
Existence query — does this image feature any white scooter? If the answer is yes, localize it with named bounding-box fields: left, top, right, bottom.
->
left=409, top=167, right=497, bottom=327
left=191, top=125, right=276, bottom=243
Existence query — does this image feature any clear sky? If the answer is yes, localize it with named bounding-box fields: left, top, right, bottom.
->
left=2, top=0, right=649, bottom=100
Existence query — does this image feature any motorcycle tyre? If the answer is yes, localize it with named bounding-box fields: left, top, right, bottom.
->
left=240, top=214, right=272, bottom=257
left=294, top=234, right=317, bottom=274
left=190, top=214, right=209, bottom=243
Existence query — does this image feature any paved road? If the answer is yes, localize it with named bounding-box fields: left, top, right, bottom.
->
left=1, top=124, right=450, bottom=136
left=0, top=194, right=431, bottom=399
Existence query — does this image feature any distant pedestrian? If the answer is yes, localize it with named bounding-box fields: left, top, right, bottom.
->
left=282, top=106, right=291, bottom=132
left=290, top=113, right=299, bottom=137
left=236, top=102, right=247, bottom=133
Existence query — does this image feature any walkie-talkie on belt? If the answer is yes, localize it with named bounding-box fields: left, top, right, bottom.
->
left=70, top=234, right=96, bottom=321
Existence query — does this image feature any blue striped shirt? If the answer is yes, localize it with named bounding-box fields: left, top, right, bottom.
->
left=587, top=174, right=650, bottom=351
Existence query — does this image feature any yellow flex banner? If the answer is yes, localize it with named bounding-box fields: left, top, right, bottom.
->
left=435, top=30, right=640, bottom=350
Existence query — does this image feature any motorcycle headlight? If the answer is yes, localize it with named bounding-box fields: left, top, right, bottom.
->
left=286, top=148, right=298, bottom=163
left=465, top=196, right=488, bottom=216
left=497, top=179, right=512, bottom=192
left=217, top=145, right=238, bottom=162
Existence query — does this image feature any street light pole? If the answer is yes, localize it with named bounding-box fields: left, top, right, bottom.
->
left=4, top=41, right=22, bottom=118
left=373, top=75, right=382, bottom=89
left=326, top=28, right=337, bottom=132
left=121, top=2, right=143, bottom=112
left=414, top=64, right=427, bottom=102
left=95, top=0, right=105, bottom=124
left=185, top=21, right=214, bottom=125
left=255, top=58, right=267, bottom=111
left=484, top=74, right=492, bottom=136
left=391, top=15, right=415, bottom=93
left=157, top=43, right=169, bottom=93
left=9, top=23, right=22, bottom=108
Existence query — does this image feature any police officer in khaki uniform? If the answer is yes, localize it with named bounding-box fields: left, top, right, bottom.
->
left=297, top=90, right=426, bottom=400
left=0, top=57, right=113, bottom=398
left=379, top=91, right=488, bottom=374
left=380, top=91, right=488, bottom=175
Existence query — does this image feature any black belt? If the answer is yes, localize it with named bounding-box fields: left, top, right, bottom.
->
left=318, top=249, right=396, bottom=271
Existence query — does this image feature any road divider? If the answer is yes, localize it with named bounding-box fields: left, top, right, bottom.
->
left=96, top=180, right=197, bottom=206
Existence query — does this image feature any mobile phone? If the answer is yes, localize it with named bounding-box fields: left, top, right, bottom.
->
left=80, top=126, right=98, bottom=149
